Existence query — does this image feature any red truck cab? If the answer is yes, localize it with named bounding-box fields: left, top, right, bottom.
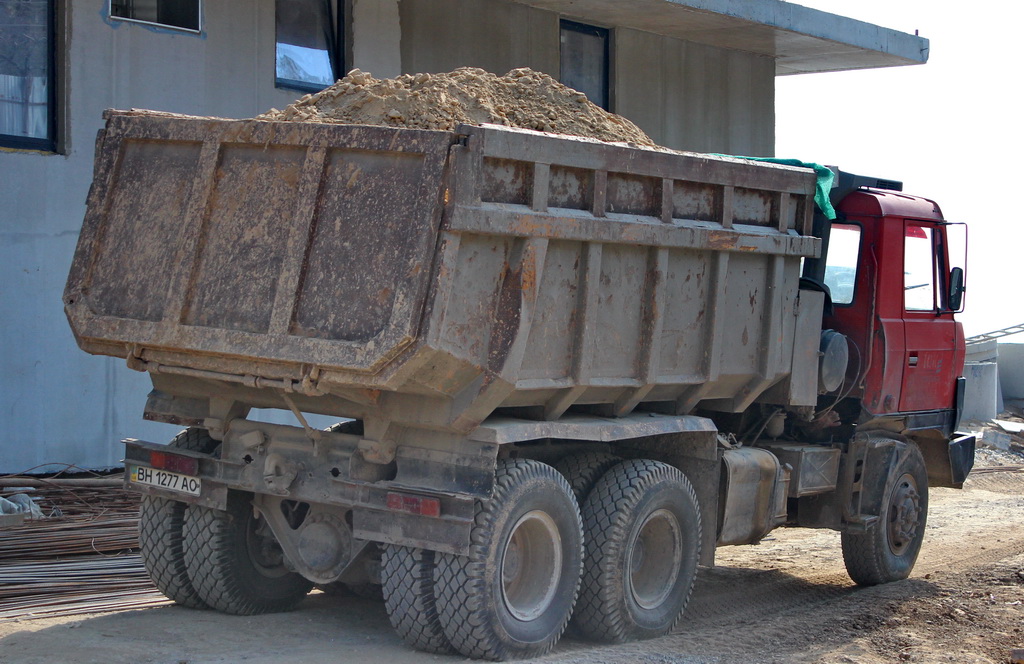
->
left=803, top=172, right=971, bottom=487
left=825, top=188, right=966, bottom=420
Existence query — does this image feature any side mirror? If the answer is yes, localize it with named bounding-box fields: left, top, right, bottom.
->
left=948, top=266, right=965, bottom=311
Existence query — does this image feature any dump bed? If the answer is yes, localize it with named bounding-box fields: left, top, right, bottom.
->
left=65, top=110, right=823, bottom=434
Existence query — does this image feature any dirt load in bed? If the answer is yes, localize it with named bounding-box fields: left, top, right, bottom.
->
left=259, top=66, right=656, bottom=146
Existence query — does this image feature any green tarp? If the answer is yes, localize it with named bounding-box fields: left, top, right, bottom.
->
left=715, top=156, right=836, bottom=220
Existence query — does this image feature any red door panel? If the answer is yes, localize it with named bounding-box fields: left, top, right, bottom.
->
left=899, top=221, right=958, bottom=411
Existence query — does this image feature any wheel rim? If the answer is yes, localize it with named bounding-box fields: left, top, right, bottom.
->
left=500, top=510, right=562, bottom=622
left=886, top=472, right=922, bottom=556
left=628, top=508, right=682, bottom=610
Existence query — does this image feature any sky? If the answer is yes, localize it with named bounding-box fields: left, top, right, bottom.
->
left=774, top=1, right=1024, bottom=340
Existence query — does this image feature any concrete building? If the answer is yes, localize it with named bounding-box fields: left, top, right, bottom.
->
left=0, top=0, right=928, bottom=472
left=962, top=339, right=1001, bottom=423
left=998, top=343, right=1024, bottom=409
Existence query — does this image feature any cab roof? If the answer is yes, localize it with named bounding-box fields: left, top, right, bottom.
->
left=839, top=188, right=945, bottom=222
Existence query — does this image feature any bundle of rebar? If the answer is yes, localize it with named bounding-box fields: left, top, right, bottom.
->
left=0, top=514, right=141, bottom=560
left=0, top=475, right=172, bottom=621
left=0, top=556, right=169, bottom=620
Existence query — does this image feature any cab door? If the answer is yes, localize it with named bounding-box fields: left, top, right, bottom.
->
left=899, top=221, right=959, bottom=411
left=820, top=217, right=905, bottom=414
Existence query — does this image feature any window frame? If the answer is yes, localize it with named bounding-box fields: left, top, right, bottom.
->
left=274, top=0, right=345, bottom=94
left=940, top=221, right=968, bottom=313
left=0, top=0, right=57, bottom=152
left=903, top=221, right=939, bottom=313
left=108, top=0, right=202, bottom=34
left=559, top=19, right=610, bottom=111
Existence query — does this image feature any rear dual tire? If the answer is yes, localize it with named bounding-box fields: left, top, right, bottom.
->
left=138, top=428, right=311, bottom=614
left=183, top=491, right=313, bottom=615
left=137, top=428, right=218, bottom=609
left=554, top=451, right=621, bottom=503
left=386, top=457, right=702, bottom=657
left=573, top=459, right=701, bottom=643
left=432, top=458, right=584, bottom=660
left=383, top=546, right=453, bottom=654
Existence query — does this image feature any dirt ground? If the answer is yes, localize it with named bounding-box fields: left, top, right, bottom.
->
left=1, top=467, right=1022, bottom=664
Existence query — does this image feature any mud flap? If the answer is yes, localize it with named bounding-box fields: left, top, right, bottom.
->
left=846, top=438, right=898, bottom=530
left=948, top=433, right=976, bottom=488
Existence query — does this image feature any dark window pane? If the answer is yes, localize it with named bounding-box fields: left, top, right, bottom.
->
left=276, top=0, right=337, bottom=92
left=158, top=0, right=198, bottom=31
left=560, top=20, right=608, bottom=110
left=110, top=0, right=200, bottom=32
left=0, top=0, right=53, bottom=149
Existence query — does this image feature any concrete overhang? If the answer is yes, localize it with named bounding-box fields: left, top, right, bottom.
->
left=517, top=0, right=929, bottom=74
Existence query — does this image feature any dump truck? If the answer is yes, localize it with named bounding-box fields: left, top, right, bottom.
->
left=64, top=110, right=975, bottom=660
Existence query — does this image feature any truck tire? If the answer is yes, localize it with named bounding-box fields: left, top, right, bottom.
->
left=383, top=546, right=453, bottom=654
left=183, top=490, right=312, bottom=615
left=573, top=459, right=701, bottom=642
left=554, top=451, right=621, bottom=503
left=842, top=440, right=928, bottom=586
left=138, top=427, right=218, bottom=609
left=434, top=458, right=583, bottom=660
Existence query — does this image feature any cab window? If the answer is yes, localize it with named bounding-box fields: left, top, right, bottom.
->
left=904, top=224, right=937, bottom=311
left=823, top=223, right=861, bottom=305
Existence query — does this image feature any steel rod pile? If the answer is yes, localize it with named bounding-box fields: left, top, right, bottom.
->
left=0, top=556, right=170, bottom=620
left=0, top=478, right=171, bottom=621
left=0, top=514, right=141, bottom=559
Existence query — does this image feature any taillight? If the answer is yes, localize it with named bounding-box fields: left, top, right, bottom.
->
left=149, top=450, right=199, bottom=476
left=386, top=492, right=441, bottom=518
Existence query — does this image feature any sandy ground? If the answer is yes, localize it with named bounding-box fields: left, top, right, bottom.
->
left=1, top=469, right=1022, bottom=664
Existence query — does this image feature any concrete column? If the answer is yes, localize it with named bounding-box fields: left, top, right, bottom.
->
left=962, top=340, right=1000, bottom=422
left=351, top=0, right=402, bottom=79
left=998, top=343, right=1024, bottom=403
left=962, top=362, right=999, bottom=423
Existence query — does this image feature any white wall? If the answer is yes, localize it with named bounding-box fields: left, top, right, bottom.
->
left=0, top=0, right=303, bottom=472
left=398, top=0, right=775, bottom=154
left=614, top=29, right=775, bottom=155
left=351, top=0, right=401, bottom=78
left=0, top=0, right=781, bottom=472
left=399, top=0, right=560, bottom=81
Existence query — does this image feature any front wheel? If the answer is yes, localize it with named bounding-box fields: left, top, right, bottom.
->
left=842, top=440, right=928, bottom=585
left=434, top=458, right=583, bottom=660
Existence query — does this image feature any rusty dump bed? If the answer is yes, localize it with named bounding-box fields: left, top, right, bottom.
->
left=65, top=110, right=823, bottom=435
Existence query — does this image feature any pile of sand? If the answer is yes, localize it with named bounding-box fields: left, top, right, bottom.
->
left=259, top=67, right=655, bottom=147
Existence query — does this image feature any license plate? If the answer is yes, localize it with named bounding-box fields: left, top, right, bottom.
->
left=130, top=465, right=201, bottom=496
